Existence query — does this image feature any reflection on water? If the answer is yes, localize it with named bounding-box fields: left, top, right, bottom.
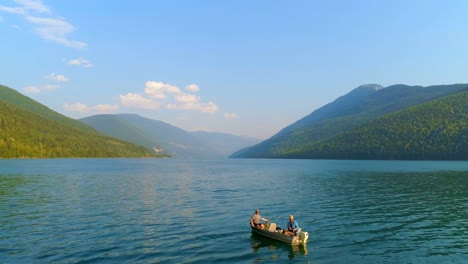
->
left=250, top=232, right=308, bottom=260
left=0, top=159, right=467, bottom=263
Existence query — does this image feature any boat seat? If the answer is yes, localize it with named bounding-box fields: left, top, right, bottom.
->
left=268, top=223, right=277, bottom=232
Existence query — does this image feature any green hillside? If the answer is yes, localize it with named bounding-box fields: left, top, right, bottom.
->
left=282, top=90, right=468, bottom=160
left=80, top=114, right=198, bottom=157
left=0, top=84, right=95, bottom=133
left=0, top=85, right=154, bottom=158
left=231, top=84, right=467, bottom=158
left=81, top=114, right=259, bottom=158
left=80, top=114, right=162, bottom=153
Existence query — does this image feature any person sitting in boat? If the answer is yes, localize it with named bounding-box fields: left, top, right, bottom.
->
left=285, top=215, right=299, bottom=236
left=250, top=209, right=269, bottom=229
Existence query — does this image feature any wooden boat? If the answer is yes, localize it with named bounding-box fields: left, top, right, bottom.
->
left=250, top=222, right=309, bottom=245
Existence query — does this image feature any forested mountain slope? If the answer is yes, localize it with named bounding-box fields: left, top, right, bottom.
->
left=231, top=83, right=467, bottom=158
left=0, top=84, right=95, bottom=133
left=0, top=85, right=154, bottom=158
left=282, top=89, right=468, bottom=160
left=81, top=114, right=259, bottom=158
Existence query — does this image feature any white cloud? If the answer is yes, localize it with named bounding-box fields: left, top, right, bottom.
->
left=178, top=101, right=219, bottom=113
left=23, top=85, right=40, bottom=94
left=92, top=104, right=119, bottom=112
left=144, top=81, right=181, bottom=99
left=224, top=112, right=239, bottom=119
left=23, top=84, right=59, bottom=94
left=123, top=81, right=219, bottom=114
left=64, top=102, right=119, bottom=113
left=185, top=84, right=200, bottom=92
left=64, top=102, right=88, bottom=112
left=47, top=73, right=69, bottom=82
left=175, top=94, right=199, bottom=103
left=67, top=57, right=93, bottom=68
left=120, top=93, right=160, bottom=110
left=0, top=5, right=25, bottom=15
left=166, top=103, right=177, bottom=109
left=42, top=84, right=58, bottom=91
left=1, top=1, right=84, bottom=49
left=200, top=101, right=218, bottom=113
left=26, top=16, right=87, bottom=49
left=15, top=0, right=50, bottom=13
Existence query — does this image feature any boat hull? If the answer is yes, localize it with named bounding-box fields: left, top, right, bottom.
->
left=251, top=224, right=308, bottom=245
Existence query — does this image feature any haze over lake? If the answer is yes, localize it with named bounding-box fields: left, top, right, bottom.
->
left=1, top=159, right=467, bottom=263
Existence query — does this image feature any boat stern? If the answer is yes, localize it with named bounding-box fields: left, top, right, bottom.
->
left=298, top=231, right=309, bottom=244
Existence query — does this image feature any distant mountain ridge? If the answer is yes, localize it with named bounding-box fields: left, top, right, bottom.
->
left=81, top=114, right=260, bottom=158
left=0, top=84, right=154, bottom=158
left=231, top=83, right=468, bottom=159
left=282, top=89, right=468, bottom=160
left=2, top=82, right=464, bottom=160
left=191, top=131, right=260, bottom=156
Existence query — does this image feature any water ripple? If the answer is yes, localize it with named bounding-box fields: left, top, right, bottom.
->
left=1, top=159, right=467, bottom=263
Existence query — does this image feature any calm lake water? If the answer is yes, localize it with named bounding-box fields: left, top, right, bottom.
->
left=1, top=159, right=467, bottom=263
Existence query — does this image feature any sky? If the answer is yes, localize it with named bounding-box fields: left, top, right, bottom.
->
left=1, top=0, right=468, bottom=139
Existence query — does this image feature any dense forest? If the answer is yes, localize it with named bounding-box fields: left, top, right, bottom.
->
left=0, top=85, right=160, bottom=158
left=0, top=84, right=95, bottom=133
left=231, top=84, right=468, bottom=159
left=0, top=100, right=158, bottom=158
left=2, top=83, right=466, bottom=159
left=280, top=90, right=468, bottom=160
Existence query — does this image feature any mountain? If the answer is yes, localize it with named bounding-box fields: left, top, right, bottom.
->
left=0, top=84, right=95, bottom=133
left=0, top=84, right=154, bottom=158
left=190, top=131, right=261, bottom=157
left=231, top=83, right=468, bottom=159
left=283, top=84, right=383, bottom=132
left=80, top=114, right=260, bottom=158
left=81, top=114, right=201, bottom=158
left=282, top=89, right=468, bottom=160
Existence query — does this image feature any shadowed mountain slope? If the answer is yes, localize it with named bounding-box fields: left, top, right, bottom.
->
left=231, top=83, right=467, bottom=159
left=81, top=114, right=260, bottom=158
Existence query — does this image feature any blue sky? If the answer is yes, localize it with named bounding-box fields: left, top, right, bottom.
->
left=1, top=0, right=467, bottom=139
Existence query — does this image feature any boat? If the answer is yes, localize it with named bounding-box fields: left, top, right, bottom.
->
left=250, top=222, right=309, bottom=245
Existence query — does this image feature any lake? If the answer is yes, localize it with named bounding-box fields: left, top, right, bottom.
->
left=1, top=159, right=467, bottom=263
